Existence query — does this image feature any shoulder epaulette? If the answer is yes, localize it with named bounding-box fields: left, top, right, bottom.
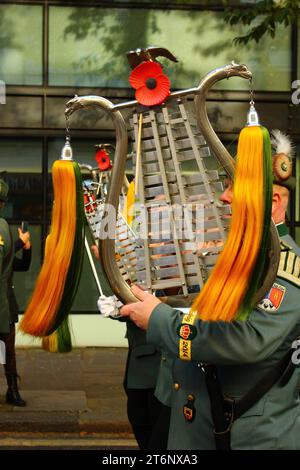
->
left=277, top=247, right=300, bottom=287
left=280, top=239, right=293, bottom=252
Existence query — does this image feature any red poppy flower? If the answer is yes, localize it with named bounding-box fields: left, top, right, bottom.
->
left=95, top=149, right=112, bottom=171
left=129, top=61, right=170, bottom=106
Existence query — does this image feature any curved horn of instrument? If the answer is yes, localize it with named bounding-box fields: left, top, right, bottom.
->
left=195, top=62, right=251, bottom=178
left=194, top=62, right=280, bottom=303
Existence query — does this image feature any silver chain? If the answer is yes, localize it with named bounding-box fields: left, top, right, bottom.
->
left=65, top=115, right=70, bottom=141
left=249, top=78, right=255, bottom=106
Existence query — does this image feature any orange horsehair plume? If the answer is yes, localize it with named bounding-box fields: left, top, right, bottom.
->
left=191, top=126, right=268, bottom=322
left=20, top=160, right=76, bottom=336
left=42, top=317, right=72, bottom=353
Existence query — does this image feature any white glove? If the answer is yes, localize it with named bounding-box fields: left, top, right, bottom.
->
left=97, top=295, right=122, bottom=318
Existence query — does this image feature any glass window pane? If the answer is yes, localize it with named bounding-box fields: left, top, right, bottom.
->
left=45, top=96, right=119, bottom=130
left=113, top=1, right=241, bottom=4
left=0, top=4, right=43, bottom=85
left=0, top=96, right=42, bottom=128
left=49, top=6, right=290, bottom=91
left=208, top=101, right=290, bottom=133
left=0, top=139, right=43, bottom=220
left=10, top=224, right=41, bottom=311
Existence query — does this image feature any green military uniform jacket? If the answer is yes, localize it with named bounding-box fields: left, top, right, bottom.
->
left=154, top=351, right=174, bottom=406
left=154, top=307, right=189, bottom=407
left=111, top=302, right=161, bottom=389
left=0, top=218, right=14, bottom=333
left=147, top=233, right=300, bottom=449
left=125, top=320, right=161, bottom=389
left=109, top=292, right=161, bottom=388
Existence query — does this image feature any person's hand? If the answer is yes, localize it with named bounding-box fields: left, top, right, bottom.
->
left=18, top=228, right=31, bottom=250
left=91, top=244, right=99, bottom=260
left=120, top=285, right=161, bottom=330
left=97, top=295, right=121, bottom=318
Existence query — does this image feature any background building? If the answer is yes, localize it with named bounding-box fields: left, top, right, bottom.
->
left=0, top=0, right=299, bottom=346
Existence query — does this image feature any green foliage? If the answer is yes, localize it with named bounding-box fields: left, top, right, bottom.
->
left=225, top=0, right=300, bottom=45
left=63, top=7, right=156, bottom=84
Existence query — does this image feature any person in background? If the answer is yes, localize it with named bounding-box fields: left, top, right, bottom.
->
left=92, top=241, right=169, bottom=450
left=0, top=178, right=32, bottom=407
left=92, top=182, right=173, bottom=450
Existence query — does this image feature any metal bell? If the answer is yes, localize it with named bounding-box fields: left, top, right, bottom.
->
left=60, top=136, right=73, bottom=161
left=247, top=103, right=260, bottom=127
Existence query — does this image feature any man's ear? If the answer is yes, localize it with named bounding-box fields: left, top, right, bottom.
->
left=272, top=190, right=281, bottom=211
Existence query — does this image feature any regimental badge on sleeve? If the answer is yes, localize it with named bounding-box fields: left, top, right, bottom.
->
left=0, top=235, right=4, bottom=247
left=178, top=311, right=198, bottom=361
left=258, top=282, right=286, bottom=312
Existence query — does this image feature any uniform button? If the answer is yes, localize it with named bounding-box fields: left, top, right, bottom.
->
left=161, top=356, right=166, bottom=362
left=174, top=383, right=180, bottom=391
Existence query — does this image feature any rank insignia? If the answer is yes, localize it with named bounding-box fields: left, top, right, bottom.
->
left=177, top=323, right=197, bottom=341
left=183, top=394, right=196, bottom=422
left=258, top=282, right=286, bottom=312
left=0, top=235, right=4, bottom=246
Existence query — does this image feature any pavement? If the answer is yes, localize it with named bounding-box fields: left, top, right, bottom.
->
left=0, top=347, right=138, bottom=449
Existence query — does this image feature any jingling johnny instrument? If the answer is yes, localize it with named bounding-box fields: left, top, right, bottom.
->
left=66, top=47, right=280, bottom=308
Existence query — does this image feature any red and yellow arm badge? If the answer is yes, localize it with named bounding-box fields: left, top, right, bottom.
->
left=258, top=282, right=286, bottom=312
left=177, top=311, right=198, bottom=361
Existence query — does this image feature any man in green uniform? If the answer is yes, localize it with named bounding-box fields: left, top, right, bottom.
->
left=120, top=131, right=300, bottom=450
left=94, top=246, right=167, bottom=450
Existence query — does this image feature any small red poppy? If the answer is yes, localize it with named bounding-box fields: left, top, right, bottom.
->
left=129, top=61, right=170, bottom=106
left=95, top=149, right=112, bottom=171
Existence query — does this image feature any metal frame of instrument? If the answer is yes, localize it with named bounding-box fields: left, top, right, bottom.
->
left=66, top=62, right=280, bottom=307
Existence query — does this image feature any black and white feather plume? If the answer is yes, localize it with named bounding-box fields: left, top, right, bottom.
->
left=271, top=129, right=295, bottom=157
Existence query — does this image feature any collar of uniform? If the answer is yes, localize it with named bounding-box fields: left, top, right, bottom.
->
left=276, top=222, right=289, bottom=238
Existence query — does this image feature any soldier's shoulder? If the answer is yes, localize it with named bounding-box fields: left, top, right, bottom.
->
left=0, top=218, right=9, bottom=237
left=0, top=217, right=8, bottom=227
left=277, top=241, right=300, bottom=288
